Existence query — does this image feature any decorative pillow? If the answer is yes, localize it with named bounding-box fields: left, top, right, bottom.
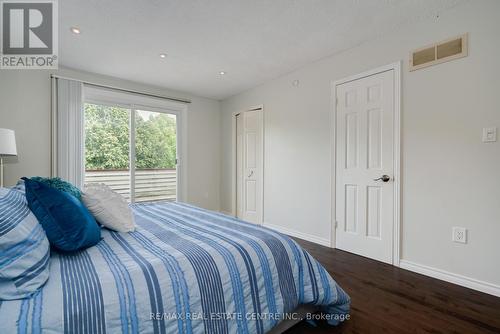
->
left=22, top=178, right=101, bottom=252
left=82, top=183, right=135, bottom=232
left=0, top=187, right=50, bottom=300
left=29, top=176, right=82, bottom=201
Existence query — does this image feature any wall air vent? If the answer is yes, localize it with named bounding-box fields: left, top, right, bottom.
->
left=410, top=34, right=468, bottom=71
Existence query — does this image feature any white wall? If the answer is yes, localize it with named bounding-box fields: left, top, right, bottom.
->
left=0, top=67, right=221, bottom=211
left=220, top=0, right=500, bottom=288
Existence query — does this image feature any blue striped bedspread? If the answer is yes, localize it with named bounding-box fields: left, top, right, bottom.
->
left=0, top=202, right=350, bottom=334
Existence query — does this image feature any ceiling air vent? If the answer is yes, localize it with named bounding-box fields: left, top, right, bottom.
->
left=410, top=34, right=468, bottom=71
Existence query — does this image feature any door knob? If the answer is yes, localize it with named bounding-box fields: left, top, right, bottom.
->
left=374, top=175, right=390, bottom=182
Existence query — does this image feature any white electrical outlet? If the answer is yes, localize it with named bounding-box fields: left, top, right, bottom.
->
left=452, top=227, right=467, bottom=244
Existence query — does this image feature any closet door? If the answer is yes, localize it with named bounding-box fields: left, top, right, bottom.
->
left=238, top=109, right=263, bottom=225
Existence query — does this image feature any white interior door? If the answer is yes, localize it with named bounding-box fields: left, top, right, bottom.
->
left=236, top=109, right=263, bottom=224
left=335, top=69, right=395, bottom=264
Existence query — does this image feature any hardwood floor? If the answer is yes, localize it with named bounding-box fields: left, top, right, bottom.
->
left=285, top=238, right=500, bottom=334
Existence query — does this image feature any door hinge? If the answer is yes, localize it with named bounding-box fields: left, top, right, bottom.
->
left=335, top=221, right=338, bottom=229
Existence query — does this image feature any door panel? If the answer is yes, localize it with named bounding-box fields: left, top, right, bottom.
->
left=134, top=110, right=177, bottom=202
left=367, top=108, right=382, bottom=169
left=246, top=133, right=257, bottom=168
left=336, top=70, right=394, bottom=264
left=367, top=186, right=382, bottom=238
left=84, top=103, right=131, bottom=201
left=245, top=180, right=257, bottom=212
left=344, top=185, right=358, bottom=233
left=345, top=113, right=358, bottom=169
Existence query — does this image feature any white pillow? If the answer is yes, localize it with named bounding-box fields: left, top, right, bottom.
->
left=82, top=183, right=135, bottom=232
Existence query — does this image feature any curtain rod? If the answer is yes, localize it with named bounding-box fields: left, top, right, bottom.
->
left=50, top=74, right=192, bottom=104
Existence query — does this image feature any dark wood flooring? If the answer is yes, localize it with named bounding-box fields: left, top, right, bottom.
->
left=285, top=238, right=500, bottom=334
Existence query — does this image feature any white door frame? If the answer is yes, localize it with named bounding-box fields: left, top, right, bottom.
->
left=230, top=105, right=265, bottom=223
left=330, top=62, right=401, bottom=266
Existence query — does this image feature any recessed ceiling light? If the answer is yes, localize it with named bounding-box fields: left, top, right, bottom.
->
left=159, top=53, right=167, bottom=59
left=70, top=27, right=81, bottom=34
left=219, top=71, right=226, bottom=75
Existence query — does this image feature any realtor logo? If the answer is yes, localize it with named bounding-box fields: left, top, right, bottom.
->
left=1, top=0, right=58, bottom=69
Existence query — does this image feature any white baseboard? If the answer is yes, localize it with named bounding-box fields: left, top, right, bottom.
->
left=263, top=222, right=331, bottom=247
left=400, top=260, right=500, bottom=297
left=219, top=210, right=234, bottom=216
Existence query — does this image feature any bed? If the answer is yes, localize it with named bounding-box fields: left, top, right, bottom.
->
left=0, top=201, right=350, bottom=333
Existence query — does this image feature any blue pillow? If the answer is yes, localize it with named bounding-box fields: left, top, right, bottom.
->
left=30, top=176, right=82, bottom=201
left=22, top=178, right=101, bottom=252
left=0, top=187, right=50, bottom=300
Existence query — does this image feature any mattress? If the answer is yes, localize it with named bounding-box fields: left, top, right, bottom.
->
left=0, top=201, right=350, bottom=333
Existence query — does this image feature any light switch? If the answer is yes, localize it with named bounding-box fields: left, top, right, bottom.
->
left=482, top=127, right=497, bottom=142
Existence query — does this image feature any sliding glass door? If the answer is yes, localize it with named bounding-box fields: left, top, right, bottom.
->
left=84, top=103, right=178, bottom=202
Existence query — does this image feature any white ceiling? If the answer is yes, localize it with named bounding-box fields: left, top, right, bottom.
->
left=60, top=0, right=464, bottom=100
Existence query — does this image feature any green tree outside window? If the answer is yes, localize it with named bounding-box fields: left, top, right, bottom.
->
left=85, top=104, right=177, bottom=170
